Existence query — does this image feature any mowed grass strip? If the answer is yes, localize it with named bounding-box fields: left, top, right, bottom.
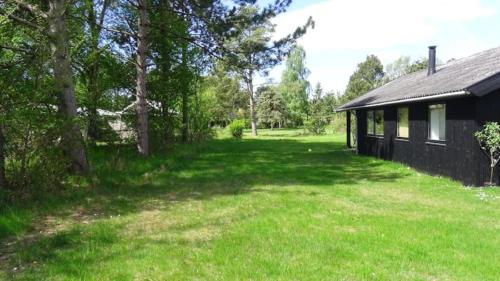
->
left=1, top=129, right=499, bottom=280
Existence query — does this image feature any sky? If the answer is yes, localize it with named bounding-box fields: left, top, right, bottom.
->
left=255, top=0, right=500, bottom=93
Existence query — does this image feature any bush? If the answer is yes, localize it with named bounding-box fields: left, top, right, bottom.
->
left=305, top=117, right=328, bottom=135
left=228, top=119, right=245, bottom=139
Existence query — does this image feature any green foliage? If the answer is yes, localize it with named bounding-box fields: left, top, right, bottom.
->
left=189, top=89, right=216, bottom=142
left=475, top=122, right=500, bottom=154
left=228, top=119, right=246, bottom=139
left=201, top=63, right=248, bottom=126
left=223, top=5, right=313, bottom=135
left=344, top=55, right=385, bottom=102
left=0, top=0, right=312, bottom=196
left=306, top=83, right=328, bottom=135
left=279, top=46, right=311, bottom=126
left=256, top=86, right=287, bottom=129
left=475, top=122, right=500, bottom=184
left=385, top=56, right=429, bottom=81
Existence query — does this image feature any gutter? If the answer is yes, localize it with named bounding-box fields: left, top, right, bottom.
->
left=335, top=90, right=470, bottom=112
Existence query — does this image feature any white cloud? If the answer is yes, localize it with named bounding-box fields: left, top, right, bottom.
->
left=273, top=0, right=496, bottom=52
left=260, top=0, right=497, bottom=92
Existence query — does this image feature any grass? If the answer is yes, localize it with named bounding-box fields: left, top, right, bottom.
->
left=1, top=129, right=499, bottom=280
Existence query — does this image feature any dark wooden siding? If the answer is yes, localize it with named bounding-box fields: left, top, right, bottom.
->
left=355, top=96, right=483, bottom=186
left=475, top=89, right=500, bottom=184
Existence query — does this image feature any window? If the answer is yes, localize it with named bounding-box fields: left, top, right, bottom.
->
left=367, top=110, right=374, bottom=135
left=366, top=110, right=383, bottom=136
left=397, top=107, right=409, bottom=138
left=375, top=110, right=384, bottom=135
left=428, top=104, right=446, bottom=141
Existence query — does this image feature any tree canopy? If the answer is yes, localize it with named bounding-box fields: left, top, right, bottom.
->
left=279, top=45, right=310, bottom=126
left=343, top=55, right=385, bottom=102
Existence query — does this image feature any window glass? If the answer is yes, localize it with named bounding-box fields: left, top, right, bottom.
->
left=375, top=110, right=384, bottom=135
left=429, top=104, right=446, bottom=141
left=367, top=110, right=374, bottom=135
left=397, top=107, right=409, bottom=138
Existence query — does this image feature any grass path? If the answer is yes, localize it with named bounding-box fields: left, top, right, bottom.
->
left=1, top=129, right=499, bottom=280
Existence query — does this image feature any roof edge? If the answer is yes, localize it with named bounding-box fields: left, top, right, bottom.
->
left=335, top=90, right=470, bottom=112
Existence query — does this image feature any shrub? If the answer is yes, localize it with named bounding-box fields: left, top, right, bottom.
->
left=228, top=119, right=245, bottom=139
left=305, top=117, right=328, bottom=135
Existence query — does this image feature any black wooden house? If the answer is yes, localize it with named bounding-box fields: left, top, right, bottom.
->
left=338, top=46, right=500, bottom=186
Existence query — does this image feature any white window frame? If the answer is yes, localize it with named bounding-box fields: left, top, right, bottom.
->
left=428, top=103, right=446, bottom=141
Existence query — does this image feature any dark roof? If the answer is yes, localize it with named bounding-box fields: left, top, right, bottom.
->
left=338, top=46, right=500, bottom=111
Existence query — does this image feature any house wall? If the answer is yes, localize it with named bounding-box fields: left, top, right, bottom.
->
left=475, top=89, right=500, bottom=184
left=355, top=96, right=484, bottom=186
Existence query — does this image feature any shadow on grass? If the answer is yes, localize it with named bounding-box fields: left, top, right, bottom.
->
left=83, top=138, right=405, bottom=216
left=0, top=136, right=411, bottom=277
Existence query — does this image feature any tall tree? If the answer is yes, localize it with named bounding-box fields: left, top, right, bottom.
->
left=306, top=82, right=328, bottom=135
left=202, top=62, right=247, bottom=126
left=385, top=56, right=411, bottom=81
left=385, top=56, right=429, bottom=81
left=279, top=45, right=310, bottom=126
left=79, top=0, right=110, bottom=144
left=49, top=0, right=90, bottom=172
left=135, top=0, right=149, bottom=155
left=256, top=86, right=286, bottom=129
left=344, top=55, right=384, bottom=102
left=2, top=0, right=89, bottom=173
left=406, top=57, right=428, bottom=73
left=224, top=5, right=313, bottom=136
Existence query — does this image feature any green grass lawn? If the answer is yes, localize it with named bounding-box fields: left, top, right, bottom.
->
left=1, top=129, right=499, bottom=280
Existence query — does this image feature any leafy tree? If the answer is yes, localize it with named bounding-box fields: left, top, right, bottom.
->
left=202, top=63, right=247, bottom=126
left=77, top=0, right=111, bottom=144
left=475, top=122, right=500, bottom=186
left=385, top=56, right=429, bottom=81
left=344, top=55, right=384, bottom=102
left=385, top=56, right=411, bottom=81
left=279, top=45, right=310, bottom=126
left=256, top=86, right=287, bottom=129
left=407, top=58, right=428, bottom=73
left=224, top=5, right=313, bottom=136
left=306, top=83, right=327, bottom=135
left=1, top=0, right=89, bottom=173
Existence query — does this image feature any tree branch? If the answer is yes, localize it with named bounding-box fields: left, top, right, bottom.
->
left=0, top=44, right=30, bottom=53
left=4, top=12, right=45, bottom=32
left=13, top=0, right=47, bottom=19
left=101, top=25, right=136, bottom=38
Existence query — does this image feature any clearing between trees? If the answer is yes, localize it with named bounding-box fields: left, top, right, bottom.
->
left=1, top=130, right=499, bottom=280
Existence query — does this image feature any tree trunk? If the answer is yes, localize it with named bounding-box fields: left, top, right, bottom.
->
left=48, top=0, right=89, bottom=173
left=246, top=77, right=257, bottom=136
left=181, top=42, right=189, bottom=143
left=490, top=156, right=495, bottom=185
left=0, top=124, right=6, bottom=189
left=136, top=0, right=149, bottom=155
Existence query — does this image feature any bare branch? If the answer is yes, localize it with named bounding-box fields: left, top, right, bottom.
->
left=101, top=25, right=136, bottom=38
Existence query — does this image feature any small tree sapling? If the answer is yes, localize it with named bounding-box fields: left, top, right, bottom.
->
left=474, top=122, right=500, bottom=186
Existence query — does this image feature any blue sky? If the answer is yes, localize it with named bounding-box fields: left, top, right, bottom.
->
left=256, top=0, right=500, bottom=93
